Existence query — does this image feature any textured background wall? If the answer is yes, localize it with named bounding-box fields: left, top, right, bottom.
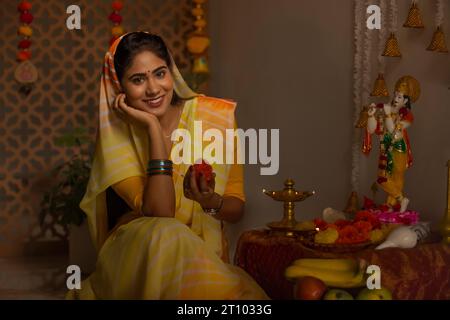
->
left=209, top=0, right=450, bottom=258
left=0, top=0, right=194, bottom=257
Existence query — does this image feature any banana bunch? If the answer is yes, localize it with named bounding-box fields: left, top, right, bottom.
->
left=285, top=258, right=367, bottom=288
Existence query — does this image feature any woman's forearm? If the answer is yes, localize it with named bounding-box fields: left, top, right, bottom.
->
left=141, top=123, right=175, bottom=217
left=204, top=194, right=244, bottom=224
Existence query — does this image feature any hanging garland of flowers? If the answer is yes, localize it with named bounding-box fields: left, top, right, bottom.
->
left=109, top=0, right=125, bottom=46
left=15, top=0, right=38, bottom=96
left=350, top=0, right=365, bottom=194
left=362, top=0, right=373, bottom=106
left=17, top=1, right=33, bottom=62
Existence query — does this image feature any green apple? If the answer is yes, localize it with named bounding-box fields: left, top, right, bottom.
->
left=323, top=289, right=354, bottom=300
left=356, top=287, right=393, bottom=300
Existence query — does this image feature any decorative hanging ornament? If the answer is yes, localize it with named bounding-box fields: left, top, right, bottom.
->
left=403, top=1, right=425, bottom=28
left=371, top=73, right=389, bottom=97
left=109, top=1, right=125, bottom=46
left=16, top=0, right=37, bottom=96
left=427, top=26, right=449, bottom=53
left=382, top=32, right=402, bottom=57
left=383, top=0, right=402, bottom=57
left=187, top=0, right=210, bottom=74
left=427, top=0, right=448, bottom=53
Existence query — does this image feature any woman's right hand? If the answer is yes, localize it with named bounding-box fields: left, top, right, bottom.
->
left=112, top=93, right=158, bottom=129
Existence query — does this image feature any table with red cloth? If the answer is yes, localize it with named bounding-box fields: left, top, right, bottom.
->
left=234, top=229, right=450, bottom=300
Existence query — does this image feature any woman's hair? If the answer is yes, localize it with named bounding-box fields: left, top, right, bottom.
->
left=114, top=32, right=181, bottom=105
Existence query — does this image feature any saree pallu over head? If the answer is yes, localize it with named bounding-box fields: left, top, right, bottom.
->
left=80, top=32, right=236, bottom=258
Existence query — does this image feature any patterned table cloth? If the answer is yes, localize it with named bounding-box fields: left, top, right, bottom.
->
left=235, top=229, right=450, bottom=300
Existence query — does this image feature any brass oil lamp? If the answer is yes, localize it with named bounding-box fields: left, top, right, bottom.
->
left=263, top=179, right=315, bottom=237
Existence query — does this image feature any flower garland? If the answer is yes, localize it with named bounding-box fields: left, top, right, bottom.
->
left=350, top=0, right=364, bottom=193
left=362, top=0, right=373, bottom=107
left=15, top=0, right=38, bottom=96
left=378, top=0, right=387, bottom=73
left=17, top=1, right=33, bottom=62
left=436, top=0, right=444, bottom=26
left=388, top=0, right=398, bottom=33
left=109, top=0, right=125, bottom=46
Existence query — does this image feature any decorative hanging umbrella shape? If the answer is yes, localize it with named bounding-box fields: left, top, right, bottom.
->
left=403, top=1, right=425, bottom=28
left=371, top=73, right=390, bottom=97
left=382, top=32, right=402, bottom=57
left=427, top=25, right=449, bottom=53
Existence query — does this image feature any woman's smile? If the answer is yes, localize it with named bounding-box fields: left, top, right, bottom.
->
left=143, top=95, right=165, bottom=108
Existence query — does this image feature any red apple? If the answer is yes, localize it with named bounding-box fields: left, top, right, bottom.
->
left=193, top=160, right=213, bottom=184
left=294, top=276, right=327, bottom=300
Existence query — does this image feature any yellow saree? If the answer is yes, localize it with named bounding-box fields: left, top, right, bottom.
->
left=66, top=33, right=268, bottom=300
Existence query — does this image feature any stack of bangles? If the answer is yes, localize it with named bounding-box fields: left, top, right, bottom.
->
left=146, top=159, right=173, bottom=177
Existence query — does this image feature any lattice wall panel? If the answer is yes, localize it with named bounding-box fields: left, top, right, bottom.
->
left=0, top=0, right=194, bottom=257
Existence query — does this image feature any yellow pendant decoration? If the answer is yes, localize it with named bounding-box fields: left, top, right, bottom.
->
left=370, top=73, right=390, bottom=97
left=187, top=0, right=210, bottom=75
left=427, top=26, right=449, bottom=53
left=403, top=1, right=425, bottom=28
left=192, top=56, right=209, bottom=74
left=382, top=32, right=402, bottom=57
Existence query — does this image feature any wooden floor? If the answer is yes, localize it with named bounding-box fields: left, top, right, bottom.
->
left=0, top=255, right=69, bottom=300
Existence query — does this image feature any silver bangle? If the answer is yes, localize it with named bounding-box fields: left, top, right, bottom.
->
left=203, top=197, right=224, bottom=216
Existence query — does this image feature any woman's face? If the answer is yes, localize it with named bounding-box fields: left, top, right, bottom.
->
left=120, top=50, right=174, bottom=118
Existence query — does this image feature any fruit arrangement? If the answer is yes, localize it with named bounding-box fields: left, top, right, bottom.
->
left=285, top=258, right=368, bottom=289
left=286, top=258, right=393, bottom=300
left=295, top=210, right=397, bottom=248
left=193, top=160, right=213, bottom=184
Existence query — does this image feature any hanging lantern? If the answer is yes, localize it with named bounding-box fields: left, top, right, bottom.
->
left=371, top=73, right=390, bottom=97
left=403, top=1, right=425, bottom=28
left=382, top=32, right=402, bottom=57
left=427, top=25, right=449, bottom=53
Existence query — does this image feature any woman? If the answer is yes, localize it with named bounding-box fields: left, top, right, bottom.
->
left=67, top=32, right=268, bottom=299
